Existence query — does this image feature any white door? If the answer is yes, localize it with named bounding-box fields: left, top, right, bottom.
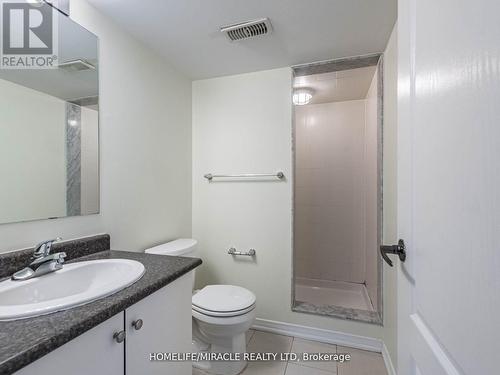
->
left=125, top=272, right=193, bottom=375
left=397, top=0, right=500, bottom=374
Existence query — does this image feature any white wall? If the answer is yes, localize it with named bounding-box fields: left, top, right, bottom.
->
left=193, top=67, right=391, bottom=341
left=0, top=79, right=66, bottom=223
left=192, top=68, right=292, bottom=320
left=294, top=100, right=368, bottom=284
left=0, top=0, right=192, bottom=253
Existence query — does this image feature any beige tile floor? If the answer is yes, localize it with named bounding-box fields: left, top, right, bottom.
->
left=193, top=330, right=389, bottom=375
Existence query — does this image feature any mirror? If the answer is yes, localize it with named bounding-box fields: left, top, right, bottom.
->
left=0, top=2, right=99, bottom=224
left=292, top=55, right=384, bottom=324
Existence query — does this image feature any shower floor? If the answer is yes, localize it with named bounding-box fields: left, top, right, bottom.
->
left=295, top=277, right=374, bottom=311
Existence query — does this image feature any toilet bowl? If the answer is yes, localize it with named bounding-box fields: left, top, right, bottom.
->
left=145, top=239, right=256, bottom=375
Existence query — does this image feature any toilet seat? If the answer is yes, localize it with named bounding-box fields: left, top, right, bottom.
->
left=192, top=303, right=256, bottom=326
left=192, top=303, right=256, bottom=317
left=192, top=285, right=256, bottom=318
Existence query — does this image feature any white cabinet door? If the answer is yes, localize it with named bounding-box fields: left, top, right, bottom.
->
left=125, top=272, right=193, bottom=375
left=15, top=312, right=124, bottom=375
left=397, top=0, right=500, bottom=374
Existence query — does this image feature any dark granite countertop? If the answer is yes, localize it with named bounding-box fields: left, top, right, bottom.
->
left=0, top=249, right=202, bottom=374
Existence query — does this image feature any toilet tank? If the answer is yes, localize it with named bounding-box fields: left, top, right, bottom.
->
left=144, top=238, right=198, bottom=257
left=145, top=239, right=198, bottom=290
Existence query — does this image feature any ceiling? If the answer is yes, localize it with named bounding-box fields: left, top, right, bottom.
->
left=294, top=66, right=377, bottom=105
left=85, top=0, right=396, bottom=80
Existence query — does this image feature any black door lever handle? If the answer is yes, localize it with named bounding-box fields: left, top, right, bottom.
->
left=380, top=239, right=406, bottom=267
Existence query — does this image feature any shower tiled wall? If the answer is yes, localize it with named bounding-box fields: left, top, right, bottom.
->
left=294, top=96, right=378, bottom=294
left=364, top=69, right=379, bottom=307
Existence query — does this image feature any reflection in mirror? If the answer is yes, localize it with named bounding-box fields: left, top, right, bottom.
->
left=292, top=55, right=383, bottom=324
left=0, top=3, right=99, bottom=224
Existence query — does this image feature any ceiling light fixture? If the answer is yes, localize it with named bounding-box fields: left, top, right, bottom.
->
left=67, top=118, right=78, bottom=127
left=293, top=89, right=313, bottom=105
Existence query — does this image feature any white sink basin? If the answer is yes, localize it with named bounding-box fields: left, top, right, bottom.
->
left=0, top=259, right=145, bottom=320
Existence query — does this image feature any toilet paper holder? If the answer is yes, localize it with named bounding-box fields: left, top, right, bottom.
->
left=228, top=247, right=256, bottom=256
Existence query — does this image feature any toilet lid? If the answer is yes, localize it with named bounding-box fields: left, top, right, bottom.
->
left=192, top=285, right=256, bottom=313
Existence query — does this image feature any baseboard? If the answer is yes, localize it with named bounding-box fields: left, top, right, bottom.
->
left=382, top=343, right=397, bottom=375
left=252, top=318, right=383, bottom=353
left=252, top=318, right=397, bottom=373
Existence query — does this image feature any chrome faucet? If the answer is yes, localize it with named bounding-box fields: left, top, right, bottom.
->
left=11, top=238, right=66, bottom=281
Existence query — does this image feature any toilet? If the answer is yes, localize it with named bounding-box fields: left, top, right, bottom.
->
left=145, top=239, right=256, bottom=375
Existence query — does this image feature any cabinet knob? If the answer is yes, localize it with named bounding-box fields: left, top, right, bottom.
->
left=113, top=330, right=126, bottom=343
left=132, top=319, right=143, bottom=330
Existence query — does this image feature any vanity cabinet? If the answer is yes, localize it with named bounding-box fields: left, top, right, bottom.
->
left=14, top=272, right=193, bottom=375
left=14, top=313, right=125, bottom=375
left=125, top=272, right=192, bottom=375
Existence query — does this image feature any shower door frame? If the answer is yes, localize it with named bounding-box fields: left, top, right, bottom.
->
left=290, top=53, right=384, bottom=325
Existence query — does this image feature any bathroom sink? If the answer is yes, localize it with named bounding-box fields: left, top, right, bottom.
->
left=0, top=259, right=145, bottom=320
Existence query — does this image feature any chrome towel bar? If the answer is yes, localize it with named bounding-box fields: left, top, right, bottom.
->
left=204, top=172, right=285, bottom=181
left=228, top=248, right=256, bottom=256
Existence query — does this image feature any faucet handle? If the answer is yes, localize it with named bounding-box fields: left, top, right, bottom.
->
left=33, top=237, right=62, bottom=258
left=55, top=252, right=67, bottom=264
left=30, top=251, right=67, bottom=266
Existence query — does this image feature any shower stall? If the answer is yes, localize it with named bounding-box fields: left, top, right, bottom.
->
left=292, top=55, right=383, bottom=324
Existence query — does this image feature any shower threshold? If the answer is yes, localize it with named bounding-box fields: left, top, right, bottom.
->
left=295, top=277, right=374, bottom=311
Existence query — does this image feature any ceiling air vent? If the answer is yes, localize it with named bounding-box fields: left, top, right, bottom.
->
left=58, top=59, right=95, bottom=72
left=221, top=18, right=273, bottom=42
